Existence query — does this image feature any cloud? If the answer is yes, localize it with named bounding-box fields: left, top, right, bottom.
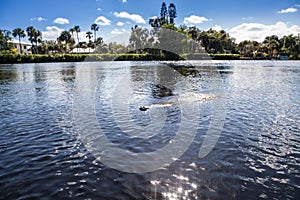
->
left=229, top=21, right=300, bottom=43
left=30, top=17, right=47, bottom=22
left=114, top=11, right=146, bottom=24
left=183, top=15, right=208, bottom=25
left=94, top=16, right=111, bottom=26
left=117, top=22, right=124, bottom=26
left=211, top=25, right=222, bottom=31
left=122, top=0, right=127, bottom=3
left=42, top=26, right=64, bottom=41
left=97, top=8, right=102, bottom=11
left=242, top=17, right=254, bottom=20
left=53, top=17, right=69, bottom=25
left=111, top=28, right=126, bottom=35
left=278, top=7, right=298, bottom=13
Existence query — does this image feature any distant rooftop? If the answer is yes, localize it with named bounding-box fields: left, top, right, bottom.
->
left=10, top=39, right=31, bottom=46
left=70, top=47, right=95, bottom=54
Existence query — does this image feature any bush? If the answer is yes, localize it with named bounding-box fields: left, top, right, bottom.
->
left=210, top=54, right=240, bottom=60
left=0, top=53, right=244, bottom=64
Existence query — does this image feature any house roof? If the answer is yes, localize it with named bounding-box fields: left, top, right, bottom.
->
left=10, top=39, right=31, bottom=46
left=70, top=47, right=95, bottom=53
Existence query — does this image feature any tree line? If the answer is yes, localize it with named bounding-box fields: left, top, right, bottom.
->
left=0, top=23, right=105, bottom=54
left=1, top=2, right=300, bottom=59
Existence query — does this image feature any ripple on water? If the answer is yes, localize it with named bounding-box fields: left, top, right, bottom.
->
left=0, top=61, right=299, bottom=199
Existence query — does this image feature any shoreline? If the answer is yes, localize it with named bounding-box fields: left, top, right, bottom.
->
left=0, top=53, right=298, bottom=64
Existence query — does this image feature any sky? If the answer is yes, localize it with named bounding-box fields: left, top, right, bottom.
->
left=1, top=0, right=300, bottom=44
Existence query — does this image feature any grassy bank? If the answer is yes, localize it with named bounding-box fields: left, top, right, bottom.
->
left=0, top=53, right=180, bottom=64
left=0, top=53, right=288, bottom=64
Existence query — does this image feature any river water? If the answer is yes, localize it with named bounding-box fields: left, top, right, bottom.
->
left=0, top=60, right=299, bottom=199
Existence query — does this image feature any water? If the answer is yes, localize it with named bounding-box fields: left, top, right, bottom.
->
left=0, top=60, right=299, bottom=199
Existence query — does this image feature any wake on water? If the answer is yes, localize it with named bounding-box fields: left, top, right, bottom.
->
left=141, top=92, right=218, bottom=110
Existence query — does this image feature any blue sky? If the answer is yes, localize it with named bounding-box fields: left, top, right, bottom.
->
left=1, top=0, right=300, bottom=43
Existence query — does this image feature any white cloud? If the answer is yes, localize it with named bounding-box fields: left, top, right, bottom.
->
left=37, top=17, right=46, bottom=22
left=94, top=16, right=111, bottom=26
left=117, top=22, right=124, bottom=26
left=30, top=17, right=47, bottom=22
left=111, top=28, right=126, bottom=35
left=53, top=17, right=69, bottom=25
left=183, top=15, right=208, bottom=25
left=278, top=7, right=297, bottom=13
left=122, top=0, right=127, bottom=3
left=212, top=25, right=222, bottom=31
left=42, top=26, right=64, bottom=41
left=242, top=17, right=254, bottom=20
left=229, top=21, right=300, bottom=43
left=114, top=11, right=146, bottom=24
left=97, top=8, right=102, bottom=11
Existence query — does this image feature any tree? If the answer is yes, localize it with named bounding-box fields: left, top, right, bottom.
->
left=94, top=37, right=107, bottom=53
left=160, top=2, right=168, bottom=25
left=86, top=31, right=93, bottom=42
left=69, top=27, right=75, bottom=39
left=33, top=30, right=42, bottom=54
left=26, top=26, right=35, bottom=53
left=12, top=28, right=26, bottom=54
left=91, top=23, right=99, bottom=42
left=26, top=26, right=42, bottom=54
left=158, top=24, right=188, bottom=55
left=168, top=3, right=177, bottom=24
left=129, top=25, right=149, bottom=53
left=86, top=31, right=93, bottom=53
left=74, top=25, right=80, bottom=44
left=58, top=30, right=74, bottom=53
left=0, top=29, right=12, bottom=52
left=149, top=17, right=160, bottom=29
left=263, top=35, right=280, bottom=58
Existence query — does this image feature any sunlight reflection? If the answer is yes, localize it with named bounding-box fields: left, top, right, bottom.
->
left=151, top=173, right=199, bottom=200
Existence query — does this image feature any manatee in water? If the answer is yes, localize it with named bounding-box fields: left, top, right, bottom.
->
left=151, top=84, right=173, bottom=98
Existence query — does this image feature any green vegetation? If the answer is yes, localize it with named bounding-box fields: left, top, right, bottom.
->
left=0, top=53, right=182, bottom=64
left=0, top=53, right=245, bottom=63
left=1, top=2, right=300, bottom=63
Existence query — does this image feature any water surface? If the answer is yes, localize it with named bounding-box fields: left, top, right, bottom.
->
left=0, top=60, right=299, bottom=199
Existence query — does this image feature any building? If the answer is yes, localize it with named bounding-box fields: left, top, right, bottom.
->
left=70, top=47, right=95, bottom=54
left=10, top=39, right=32, bottom=54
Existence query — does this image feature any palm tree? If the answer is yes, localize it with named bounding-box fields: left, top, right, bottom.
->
left=58, top=31, right=73, bottom=53
left=12, top=28, right=26, bottom=54
left=33, top=30, right=42, bottom=54
left=69, top=27, right=75, bottom=40
left=26, top=26, right=35, bottom=53
left=94, top=37, right=106, bottom=53
left=74, top=26, right=80, bottom=53
left=86, top=31, right=93, bottom=41
left=26, top=26, right=42, bottom=54
left=91, top=23, right=99, bottom=42
left=86, top=31, right=93, bottom=53
left=74, top=26, right=80, bottom=44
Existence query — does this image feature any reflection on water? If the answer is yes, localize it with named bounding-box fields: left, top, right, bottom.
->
left=0, top=61, right=299, bottom=199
